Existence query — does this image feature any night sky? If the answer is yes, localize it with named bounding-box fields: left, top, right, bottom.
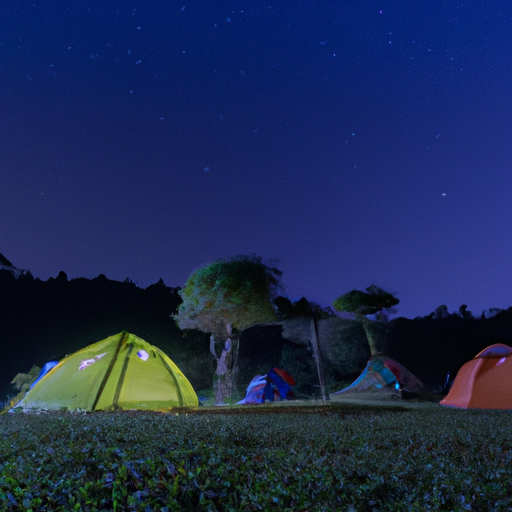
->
left=1, top=1, right=512, bottom=319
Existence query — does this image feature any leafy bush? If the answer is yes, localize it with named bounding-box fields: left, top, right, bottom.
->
left=2, top=406, right=512, bottom=511
left=279, top=344, right=320, bottom=397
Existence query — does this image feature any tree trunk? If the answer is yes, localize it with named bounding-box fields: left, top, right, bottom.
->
left=361, top=317, right=387, bottom=356
left=210, top=325, right=240, bottom=405
left=310, top=316, right=329, bottom=401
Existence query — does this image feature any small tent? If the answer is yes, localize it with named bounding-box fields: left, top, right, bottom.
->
left=238, top=368, right=295, bottom=405
left=440, top=343, right=512, bottom=409
left=330, top=356, right=427, bottom=399
left=15, top=331, right=198, bottom=411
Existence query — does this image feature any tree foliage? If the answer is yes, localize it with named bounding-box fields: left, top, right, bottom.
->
left=333, top=285, right=399, bottom=356
left=174, top=254, right=283, bottom=337
left=333, top=285, right=399, bottom=317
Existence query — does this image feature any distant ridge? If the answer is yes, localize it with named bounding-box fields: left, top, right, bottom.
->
left=0, top=252, right=28, bottom=279
left=0, top=252, right=14, bottom=268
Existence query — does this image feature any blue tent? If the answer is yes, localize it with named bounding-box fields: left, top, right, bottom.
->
left=238, top=368, right=295, bottom=405
left=29, top=361, right=59, bottom=389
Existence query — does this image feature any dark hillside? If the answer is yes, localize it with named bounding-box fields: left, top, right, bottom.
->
left=0, top=271, right=212, bottom=400
left=388, top=311, right=512, bottom=391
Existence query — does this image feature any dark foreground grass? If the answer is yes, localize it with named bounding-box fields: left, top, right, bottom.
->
left=1, top=404, right=512, bottom=511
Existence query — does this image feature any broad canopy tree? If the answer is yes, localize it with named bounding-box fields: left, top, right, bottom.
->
left=173, top=254, right=283, bottom=403
left=333, top=285, right=399, bottom=356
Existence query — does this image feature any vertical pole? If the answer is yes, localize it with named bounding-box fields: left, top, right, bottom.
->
left=310, top=316, right=329, bottom=401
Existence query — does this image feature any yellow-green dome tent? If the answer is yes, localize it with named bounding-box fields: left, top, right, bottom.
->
left=15, top=331, right=198, bottom=411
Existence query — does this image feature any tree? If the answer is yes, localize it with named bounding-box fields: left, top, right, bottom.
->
left=332, top=285, right=399, bottom=356
left=173, top=254, right=283, bottom=404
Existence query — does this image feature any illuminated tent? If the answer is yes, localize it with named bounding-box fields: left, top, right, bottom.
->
left=15, top=331, right=198, bottom=411
left=440, top=343, right=512, bottom=409
left=330, top=356, right=427, bottom=399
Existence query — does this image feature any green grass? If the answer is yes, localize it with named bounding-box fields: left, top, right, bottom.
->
left=1, top=404, right=512, bottom=511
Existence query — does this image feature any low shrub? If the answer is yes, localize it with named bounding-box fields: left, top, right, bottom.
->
left=1, top=406, right=512, bottom=511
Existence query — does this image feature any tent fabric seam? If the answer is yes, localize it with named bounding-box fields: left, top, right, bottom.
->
left=112, top=343, right=134, bottom=409
left=158, top=353, right=184, bottom=406
left=91, top=331, right=127, bottom=411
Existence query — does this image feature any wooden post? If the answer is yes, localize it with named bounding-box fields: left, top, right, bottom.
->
left=310, top=316, right=329, bottom=401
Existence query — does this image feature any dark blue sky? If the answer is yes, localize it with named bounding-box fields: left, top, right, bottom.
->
left=1, top=1, right=512, bottom=318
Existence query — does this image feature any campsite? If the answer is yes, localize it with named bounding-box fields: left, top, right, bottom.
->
left=3, top=266, right=512, bottom=407
left=3, top=262, right=512, bottom=509
left=2, top=0, right=512, bottom=506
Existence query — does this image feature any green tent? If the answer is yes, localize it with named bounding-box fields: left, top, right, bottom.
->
left=15, top=331, right=198, bottom=411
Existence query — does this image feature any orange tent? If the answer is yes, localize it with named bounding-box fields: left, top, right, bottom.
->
left=440, top=343, right=512, bottom=409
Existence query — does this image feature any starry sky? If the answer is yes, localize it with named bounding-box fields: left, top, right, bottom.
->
left=1, top=1, right=512, bottom=319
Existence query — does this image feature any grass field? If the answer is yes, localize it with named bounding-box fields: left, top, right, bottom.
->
left=1, top=401, right=512, bottom=511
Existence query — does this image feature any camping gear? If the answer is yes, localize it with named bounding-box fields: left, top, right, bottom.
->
left=238, top=367, right=295, bottom=404
left=440, top=343, right=512, bottom=409
left=14, top=331, right=198, bottom=411
left=330, top=356, right=427, bottom=399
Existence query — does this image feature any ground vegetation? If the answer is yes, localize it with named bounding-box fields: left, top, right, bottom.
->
left=1, top=405, right=511, bottom=511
